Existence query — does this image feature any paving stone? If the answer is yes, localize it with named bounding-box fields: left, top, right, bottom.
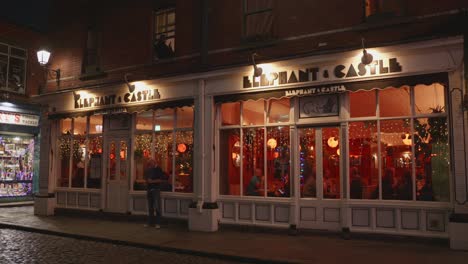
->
left=0, top=229, right=245, bottom=264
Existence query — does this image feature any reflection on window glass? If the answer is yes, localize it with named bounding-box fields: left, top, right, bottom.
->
left=414, top=84, right=445, bottom=115
left=89, top=115, right=103, bottom=134
left=175, top=131, right=193, bottom=193
left=219, top=129, right=241, bottom=195
left=154, top=131, right=173, bottom=179
left=268, top=98, right=290, bottom=123
left=71, top=137, right=86, bottom=188
left=267, top=127, right=290, bottom=197
left=58, top=137, right=71, bottom=187
left=87, top=136, right=102, bottom=188
left=243, top=100, right=265, bottom=126
left=380, top=119, right=412, bottom=200
left=350, top=90, right=376, bottom=118
left=176, top=106, right=194, bottom=128
left=414, top=117, right=449, bottom=202
left=220, top=102, right=240, bottom=126
left=154, top=108, right=174, bottom=131
left=322, top=127, right=340, bottom=199
left=379, top=86, right=410, bottom=117
left=74, top=117, right=87, bottom=136
left=137, top=111, right=153, bottom=130
left=349, top=121, right=378, bottom=199
left=299, top=128, right=316, bottom=198
left=243, top=127, right=265, bottom=196
left=60, top=119, right=72, bottom=135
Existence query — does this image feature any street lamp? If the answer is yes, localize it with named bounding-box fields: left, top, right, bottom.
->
left=37, top=49, right=61, bottom=85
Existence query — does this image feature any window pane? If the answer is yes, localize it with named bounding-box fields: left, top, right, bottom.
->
left=134, top=134, right=152, bottom=190
left=299, top=128, right=316, bottom=198
left=154, top=131, right=173, bottom=177
left=89, top=115, right=103, bottom=134
left=74, top=117, right=87, bottom=136
left=175, top=131, right=193, bottom=193
left=0, top=55, right=7, bottom=88
left=268, top=98, right=290, bottom=123
left=220, top=102, right=240, bottom=126
left=71, top=137, right=86, bottom=188
left=414, top=83, right=445, bottom=115
left=7, top=57, right=25, bottom=93
left=243, top=127, right=265, bottom=196
left=242, top=100, right=264, bottom=126
left=379, top=86, right=410, bottom=117
left=380, top=119, right=412, bottom=200
left=322, top=127, right=340, bottom=199
left=57, top=137, right=71, bottom=187
left=415, top=117, right=449, bottom=202
left=350, top=90, right=376, bottom=118
left=349, top=121, right=378, bottom=199
left=87, top=136, right=102, bottom=189
left=60, top=119, right=72, bottom=135
left=167, top=12, right=175, bottom=24
left=154, top=108, right=174, bottom=131
left=267, top=126, right=290, bottom=197
left=177, top=106, right=193, bottom=128
left=219, top=129, right=241, bottom=195
left=137, top=111, right=153, bottom=130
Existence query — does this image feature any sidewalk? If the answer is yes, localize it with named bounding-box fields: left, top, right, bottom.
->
left=0, top=206, right=467, bottom=264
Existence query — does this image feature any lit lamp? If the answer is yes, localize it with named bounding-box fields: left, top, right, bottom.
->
left=252, top=53, right=263, bottom=77
left=267, top=138, right=277, bottom=149
left=402, top=133, right=412, bottom=146
left=360, top=38, right=373, bottom=65
left=177, top=143, right=187, bottom=153
left=327, top=137, right=339, bottom=148
left=37, top=49, right=61, bottom=85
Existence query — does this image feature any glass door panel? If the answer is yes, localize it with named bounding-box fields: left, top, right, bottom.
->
left=299, top=128, right=317, bottom=198
left=322, top=127, right=340, bottom=199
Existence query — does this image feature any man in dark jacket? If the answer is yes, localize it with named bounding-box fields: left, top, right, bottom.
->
left=144, top=159, right=166, bottom=228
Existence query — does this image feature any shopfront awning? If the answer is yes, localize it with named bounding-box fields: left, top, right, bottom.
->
left=48, top=98, right=194, bottom=119
left=214, top=72, right=448, bottom=104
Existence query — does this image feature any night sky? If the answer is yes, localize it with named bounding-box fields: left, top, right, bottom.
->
left=0, top=0, right=51, bottom=32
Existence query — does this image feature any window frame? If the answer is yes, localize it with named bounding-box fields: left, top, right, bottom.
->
left=242, top=0, right=274, bottom=42
left=153, top=7, right=176, bottom=60
left=0, top=42, right=27, bottom=94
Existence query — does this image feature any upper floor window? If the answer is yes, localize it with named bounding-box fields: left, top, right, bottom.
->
left=365, top=0, right=405, bottom=20
left=154, top=8, right=176, bottom=60
left=82, top=24, right=102, bottom=75
left=242, top=0, right=274, bottom=42
left=0, top=42, right=26, bottom=94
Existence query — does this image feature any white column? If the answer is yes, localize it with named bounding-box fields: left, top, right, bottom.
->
left=188, top=79, right=220, bottom=232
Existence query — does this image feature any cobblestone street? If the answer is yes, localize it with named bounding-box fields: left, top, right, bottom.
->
left=0, top=229, right=245, bottom=264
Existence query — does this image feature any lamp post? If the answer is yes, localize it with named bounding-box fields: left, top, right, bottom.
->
left=37, top=49, right=61, bottom=86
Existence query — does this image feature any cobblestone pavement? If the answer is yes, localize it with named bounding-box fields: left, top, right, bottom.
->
left=0, top=229, right=246, bottom=264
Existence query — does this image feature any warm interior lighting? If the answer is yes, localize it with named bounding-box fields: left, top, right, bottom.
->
left=327, top=137, right=339, bottom=148
left=177, top=143, right=187, bottom=153
left=402, top=133, right=412, bottom=146
left=267, top=138, right=277, bottom=149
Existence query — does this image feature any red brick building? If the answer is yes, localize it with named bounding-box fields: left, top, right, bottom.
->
left=33, top=0, right=468, bottom=249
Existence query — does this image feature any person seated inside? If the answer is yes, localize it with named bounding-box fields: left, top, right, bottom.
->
left=246, top=168, right=264, bottom=196
left=350, top=167, right=363, bottom=199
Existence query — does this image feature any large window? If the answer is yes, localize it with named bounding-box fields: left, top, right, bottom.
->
left=365, top=0, right=405, bottom=19
left=57, top=115, right=103, bottom=189
left=134, top=106, right=194, bottom=193
left=0, top=42, right=26, bottom=94
left=153, top=8, right=176, bottom=60
left=219, top=98, right=291, bottom=197
left=348, top=83, right=449, bottom=202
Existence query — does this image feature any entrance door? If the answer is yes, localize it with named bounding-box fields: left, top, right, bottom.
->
left=105, top=137, right=129, bottom=213
left=297, top=126, right=342, bottom=230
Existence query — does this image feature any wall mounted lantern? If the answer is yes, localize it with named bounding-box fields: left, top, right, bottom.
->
left=360, top=38, right=374, bottom=65
left=37, top=49, right=61, bottom=85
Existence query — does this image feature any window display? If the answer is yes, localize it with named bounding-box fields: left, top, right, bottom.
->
left=0, top=135, right=34, bottom=198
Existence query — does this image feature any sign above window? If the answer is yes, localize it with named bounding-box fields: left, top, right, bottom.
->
left=243, top=57, right=403, bottom=89
left=0, top=111, right=39, bottom=126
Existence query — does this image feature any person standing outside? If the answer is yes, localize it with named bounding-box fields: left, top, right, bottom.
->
left=144, top=159, right=166, bottom=228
